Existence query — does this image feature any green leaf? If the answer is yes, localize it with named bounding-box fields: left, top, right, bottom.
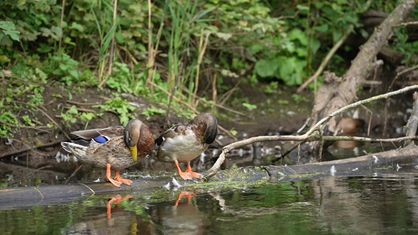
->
left=70, top=22, right=84, bottom=32
left=51, top=26, right=62, bottom=39
left=315, top=24, right=328, bottom=33
left=333, top=30, right=343, bottom=43
left=0, top=21, right=20, bottom=41
left=215, top=32, right=232, bottom=41
left=310, top=38, right=321, bottom=56
left=243, top=103, right=257, bottom=110
left=37, top=43, right=52, bottom=53
left=289, top=28, right=307, bottom=46
left=296, top=4, right=309, bottom=11
left=22, top=115, right=34, bottom=126
left=254, top=58, right=280, bottom=78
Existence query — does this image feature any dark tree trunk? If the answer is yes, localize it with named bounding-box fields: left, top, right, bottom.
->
left=310, top=0, right=417, bottom=144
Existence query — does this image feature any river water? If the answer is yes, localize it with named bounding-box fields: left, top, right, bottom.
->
left=1, top=169, right=418, bottom=234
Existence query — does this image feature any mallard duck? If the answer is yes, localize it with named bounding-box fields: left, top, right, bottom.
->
left=154, top=113, right=218, bottom=180
left=61, top=119, right=154, bottom=187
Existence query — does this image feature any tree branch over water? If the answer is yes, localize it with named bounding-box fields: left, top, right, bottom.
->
left=206, top=85, right=418, bottom=175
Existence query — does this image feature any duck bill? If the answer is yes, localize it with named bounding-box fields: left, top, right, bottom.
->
left=130, top=146, right=138, bottom=161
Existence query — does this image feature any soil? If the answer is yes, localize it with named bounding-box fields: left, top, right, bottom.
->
left=0, top=80, right=412, bottom=187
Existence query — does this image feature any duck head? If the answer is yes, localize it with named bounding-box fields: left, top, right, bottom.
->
left=124, top=119, right=153, bottom=161
left=196, top=113, right=218, bottom=144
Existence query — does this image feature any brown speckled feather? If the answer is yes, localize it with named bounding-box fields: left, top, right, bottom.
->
left=61, top=119, right=154, bottom=171
left=154, top=113, right=218, bottom=163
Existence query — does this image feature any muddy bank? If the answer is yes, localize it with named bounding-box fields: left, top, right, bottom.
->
left=0, top=82, right=412, bottom=187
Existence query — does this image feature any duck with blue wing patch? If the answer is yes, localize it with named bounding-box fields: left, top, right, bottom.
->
left=61, top=119, right=154, bottom=187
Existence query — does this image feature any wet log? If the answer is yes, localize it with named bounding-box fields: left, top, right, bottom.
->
left=265, top=144, right=418, bottom=182
left=2, top=141, right=418, bottom=210
left=0, top=178, right=171, bottom=210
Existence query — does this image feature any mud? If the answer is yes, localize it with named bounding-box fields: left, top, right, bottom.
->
left=0, top=81, right=412, bottom=187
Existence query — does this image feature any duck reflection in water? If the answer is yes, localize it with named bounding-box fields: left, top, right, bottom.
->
left=107, top=194, right=132, bottom=219
left=150, top=190, right=209, bottom=234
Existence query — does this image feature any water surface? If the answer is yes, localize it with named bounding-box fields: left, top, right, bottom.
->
left=2, top=171, right=418, bottom=235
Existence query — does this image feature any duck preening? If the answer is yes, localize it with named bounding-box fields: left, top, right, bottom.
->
left=153, top=113, right=218, bottom=180
left=61, top=119, right=154, bottom=187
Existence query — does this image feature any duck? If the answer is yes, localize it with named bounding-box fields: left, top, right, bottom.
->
left=153, top=113, right=218, bottom=180
left=61, top=119, right=154, bottom=187
left=334, top=117, right=365, bottom=148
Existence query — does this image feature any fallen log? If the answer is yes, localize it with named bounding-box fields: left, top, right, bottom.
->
left=2, top=141, right=418, bottom=210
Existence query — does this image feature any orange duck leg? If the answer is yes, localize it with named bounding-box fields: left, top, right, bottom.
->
left=106, top=163, right=122, bottom=187
left=174, top=161, right=193, bottom=180
left=106, top=194, right=133, bottom=219
left=185, top=162, right=202, bottom=179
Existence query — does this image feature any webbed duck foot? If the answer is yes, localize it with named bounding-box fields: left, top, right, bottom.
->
left=114, top=170, right=133, bottom=185
left=174, top=161, right=193, bottom=180
left=179, top=172, right=193, bottom=180
left=188, top=171, right=203, bottom=179
left=186, top=163, right=203, bottom=179
left=107, top=177, right=122, bottom=187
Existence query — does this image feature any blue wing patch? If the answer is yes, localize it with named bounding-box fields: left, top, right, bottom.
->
left=93, top=135, right=108, bottom=143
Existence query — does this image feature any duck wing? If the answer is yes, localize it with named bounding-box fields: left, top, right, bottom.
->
left=71, top=126, right=124, bottom=140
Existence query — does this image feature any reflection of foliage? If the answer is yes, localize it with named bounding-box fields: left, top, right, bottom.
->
left=221, top=182, right=312, bottom=207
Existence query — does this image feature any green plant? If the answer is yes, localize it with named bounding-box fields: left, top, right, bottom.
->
left=45, top=53, right=82, bottom=85
left=106, top=62, right=150, bottom=96
left=243, top=102, right=257, bottom=111
left=229, top=128, right=238, bottom=136
left=93, top=95, right=136, bottom=125
left=142, top=106, right=166, bottom=119
left=61, top=105, right=79, bottom=124
left=0, top=21, right=20, bottom=46
left=264, top=81, right=279, bottom=94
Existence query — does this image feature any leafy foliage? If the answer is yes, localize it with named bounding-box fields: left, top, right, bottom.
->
left=0, top=0, right=414, bottom=137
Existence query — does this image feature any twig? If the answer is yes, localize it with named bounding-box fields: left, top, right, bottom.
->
left=15, top=101, right=71, bottom=140
left=166, top=63, right=183, bottom=121
left=146, top=0, right=155, bottom=93
left=58, top=0, right=66, bottom=51
left=64, top=106, right=96, bottom=113
left=99, top=0, right=118, bottom=87
left=180, top=86, right=245, bottom=116
left=396, top=20, right=418, bottom=27
left=0, top=139, right=66, bottom=159
left=0, top=120, right=50, bottom=130
left=192, top=30, right=210, bottom=108
left=207, top=85, right=418, bottom=174
left=387, top=64, right=418, bottom=93
left=297, top=28, right=351, bottom=93
left=219, top=76, right=244, bottom=107
left=307, top=85, right=418, bottom=136
left=212, top=73, right=217, bottom=114
left=66, top=100, right=100, bottom=106
left=64, top=164, right=84, bottom=184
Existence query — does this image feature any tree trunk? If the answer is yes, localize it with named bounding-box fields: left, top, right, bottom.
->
left=310, top=0, right=417, bottom=135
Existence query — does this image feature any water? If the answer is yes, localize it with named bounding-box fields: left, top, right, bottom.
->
left=1, top=172, right=418, bottom=235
